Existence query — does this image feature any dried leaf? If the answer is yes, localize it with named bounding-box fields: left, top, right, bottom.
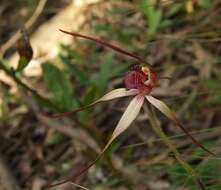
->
left=16, top=28, right=33, bottom=71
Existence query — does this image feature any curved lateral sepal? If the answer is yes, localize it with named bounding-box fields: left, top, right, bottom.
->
left=43, top=88, right=139, bottom=119
left=146, top=95, right=216, bottom=157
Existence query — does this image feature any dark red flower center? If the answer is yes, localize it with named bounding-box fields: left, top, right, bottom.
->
left=124, top=66, right=157, bottom=95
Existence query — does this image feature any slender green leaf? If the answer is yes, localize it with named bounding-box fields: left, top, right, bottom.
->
left=42, top=63, right=75, bottom=110
left=96, top=54, right=114, bottom=94
left=141, top=0, right=162, bottom=38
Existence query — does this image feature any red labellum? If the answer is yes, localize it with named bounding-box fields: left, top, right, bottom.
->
left=124, top=70, right=146, bottom=89
left=124, top=66, right=157, bottom=95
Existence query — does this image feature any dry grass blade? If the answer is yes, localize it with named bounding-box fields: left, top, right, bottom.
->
left=121, top=126, right=221, bottom=149
left=70, top=182, right=90, bottom=190
left=146, top=95, right=216, bottom=157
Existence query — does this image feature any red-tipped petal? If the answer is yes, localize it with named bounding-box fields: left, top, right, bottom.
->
left=146, top=95, right=216, bottom=156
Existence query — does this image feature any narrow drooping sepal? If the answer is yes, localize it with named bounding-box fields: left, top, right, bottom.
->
left=46, top=95, right=144, bottom=188
left=44, top=88, right=139, bottom=118
left=145, top=95, right=216, bottom=156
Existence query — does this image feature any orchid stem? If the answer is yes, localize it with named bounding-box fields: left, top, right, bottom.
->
left=145, top=105, right=205, bottom=190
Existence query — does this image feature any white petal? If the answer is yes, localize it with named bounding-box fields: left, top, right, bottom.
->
left=106, top=95, right=145, bottom=148
left=95, top=88, right=139, bottom=102
left=146, top=95, right=177, bottom=121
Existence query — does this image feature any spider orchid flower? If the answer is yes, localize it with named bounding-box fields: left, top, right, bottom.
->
left=48, top=64, right=214, bottom=156
left=46, top=30, right=215, bottom=188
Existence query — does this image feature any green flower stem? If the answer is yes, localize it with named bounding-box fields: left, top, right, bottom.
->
left=145, top=105, right=205, bottom=189
left=0, top=59, right=59, bottom=111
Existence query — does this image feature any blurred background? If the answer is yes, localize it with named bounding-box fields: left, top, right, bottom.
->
left=0, top=0, right=221, bottom=189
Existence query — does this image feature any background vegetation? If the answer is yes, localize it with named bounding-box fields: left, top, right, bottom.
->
left=0, top=0, right=221, bottom=189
